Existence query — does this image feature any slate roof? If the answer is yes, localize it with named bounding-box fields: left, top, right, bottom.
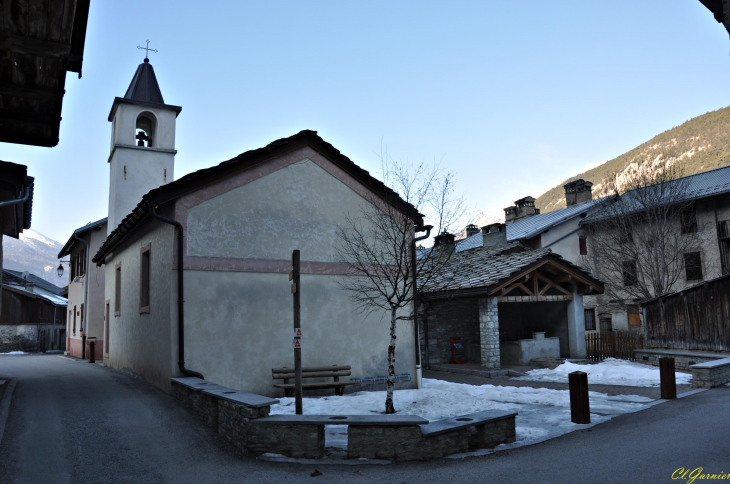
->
left=583, top=165, right=730, bottom=224
left=505, top=197, right=608, bottom=241
left=455, top=232, right=483, bottom=252
left=107, top=60, right=182, bottom=122
left=420, top=243, right=601, bottom=296
left=124, top=59, right=165, bottom=104
left=57, top=217, right=108, bottom=258
left=93, top=130, right=425, bottom=265
left=2, top=269, right=68, bottom=306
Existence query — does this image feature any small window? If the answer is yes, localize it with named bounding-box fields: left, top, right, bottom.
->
left=628, top=305, right=641, bottom=327
left=80, top=303, right=84, bottom=332
left=599, top=314, right=613, bottom=332
left=584, top=308, right=596, bottom=331
left=114, top=262, right=122, bottom=316
left=680, top=206, right=698, bottom=234
left=684, top=252, right=703, bottom=281
left=622, top=260, right=637, bottom=286
left=140, top=243, right=151, bottom=314
left=579, top=236, right=587, bottom=256
left=72, top=308, right=76, bottom=335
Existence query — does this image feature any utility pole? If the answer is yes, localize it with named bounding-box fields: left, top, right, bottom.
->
left=291, top=250, right=302, bottom=414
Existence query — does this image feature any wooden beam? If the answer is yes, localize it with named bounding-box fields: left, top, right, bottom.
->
left=536, top=272, right=572, bottom=296
left=0, top=33, right=72, bottom=58
left=497, top=295, right=573, bottom=303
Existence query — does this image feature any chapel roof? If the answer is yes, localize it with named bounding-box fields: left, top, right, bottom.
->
left=93, top=130, right=426, bottom=265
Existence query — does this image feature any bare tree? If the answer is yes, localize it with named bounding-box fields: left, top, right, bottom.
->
left=336, top=157, right=463, bottom=414
left=582, top=162, right=707, bottom=311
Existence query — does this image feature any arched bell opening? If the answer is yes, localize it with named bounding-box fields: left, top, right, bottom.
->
left=135, top=112, right=157, bottom=147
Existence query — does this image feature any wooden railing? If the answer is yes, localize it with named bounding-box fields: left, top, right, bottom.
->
left=586, top=331, right=644, bottom=361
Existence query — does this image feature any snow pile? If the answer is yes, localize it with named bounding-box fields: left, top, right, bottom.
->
left=514, top=358, right=692, bottom=387
left=0, top=351, right=27, bottom=355
left=270, top=378, right=653, bottom=449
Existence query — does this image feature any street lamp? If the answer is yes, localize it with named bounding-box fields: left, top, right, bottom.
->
left=57, top=260, right=70, bottom=278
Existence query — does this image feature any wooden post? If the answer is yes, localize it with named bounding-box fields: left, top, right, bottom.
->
left=659, top=357, right=677, bottom=399
left=291, top=250, right=302, bottom=414
left=569, top=371, right=590, bottom=424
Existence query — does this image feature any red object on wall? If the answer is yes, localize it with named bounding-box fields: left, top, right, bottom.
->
left=450, top=337, right=467, bottom=364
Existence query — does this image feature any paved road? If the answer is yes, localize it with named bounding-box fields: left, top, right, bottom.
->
left=0, top=354, right=728, bottom=483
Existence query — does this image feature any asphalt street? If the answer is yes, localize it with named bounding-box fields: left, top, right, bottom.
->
left=0, top=354, right=728, bottom=483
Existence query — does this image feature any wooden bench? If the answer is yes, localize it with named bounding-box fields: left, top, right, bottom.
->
left=272, top=365, right=358, bottom=397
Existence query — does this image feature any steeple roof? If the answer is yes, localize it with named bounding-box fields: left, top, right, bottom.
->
left=124, top=58, right=165, bottom=104
left=107, top=58, right=182, bottom=122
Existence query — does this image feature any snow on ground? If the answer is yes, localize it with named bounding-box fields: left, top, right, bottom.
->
left=513, top=358, right=692, bottom=387
left=0, top=351, right=27, bottom=355
left=270, top=377, right=654, bottom=450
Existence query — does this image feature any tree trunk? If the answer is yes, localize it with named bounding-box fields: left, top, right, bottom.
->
left=385, top=306, right=397, bottom=414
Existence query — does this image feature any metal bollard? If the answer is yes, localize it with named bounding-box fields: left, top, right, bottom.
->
left=659, top=357, right=676, bottom=399
left=569, top=371, right=591, bottom=424
left=88, top=339, right=96, bottom=364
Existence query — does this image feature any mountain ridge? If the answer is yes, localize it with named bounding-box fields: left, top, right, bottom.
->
left=535, top=105, right=730, bottom=212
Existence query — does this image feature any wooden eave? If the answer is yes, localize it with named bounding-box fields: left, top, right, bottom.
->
left=487, top=256, right=602, bottom=296
left=0, top=0, right=90, bottom=147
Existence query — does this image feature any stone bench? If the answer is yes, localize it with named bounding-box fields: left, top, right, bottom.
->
left=689, top=357, right=730, bottom=388
left=248, top=412, right=517, bottom=460
left=248, top=414, right=427, bottom=459
left=348, top=410, right=517, bottom=460
left=171, top=377, right=278, bottom=426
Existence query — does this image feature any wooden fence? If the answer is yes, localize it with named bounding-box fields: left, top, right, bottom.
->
left=586, top=331, right=644, bottom=361
left=643, top=274, right=730, bottom=352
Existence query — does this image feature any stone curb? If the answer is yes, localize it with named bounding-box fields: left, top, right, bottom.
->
left=0, top=378, right=18, bottom=447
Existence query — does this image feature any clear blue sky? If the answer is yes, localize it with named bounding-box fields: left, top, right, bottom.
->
left=2, top=0, right=730, bottom=243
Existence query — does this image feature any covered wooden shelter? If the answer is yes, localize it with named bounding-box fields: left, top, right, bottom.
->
left=420, top=243, right=603, bottom=370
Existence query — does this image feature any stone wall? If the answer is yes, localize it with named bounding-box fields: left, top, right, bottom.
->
left=0, top=325, right=41, bottom=352
left=479, top=297, right=500, bottom=369
left=634, top=349, right=727, bottom=370
left=171, top=379, right=516, bottom=461
left=690, top=359, right=730, bottom=388
left=422, top=299, right=480, bottom=365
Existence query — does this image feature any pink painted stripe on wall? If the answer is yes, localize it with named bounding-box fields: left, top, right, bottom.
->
left=183, top=256, right=354, bottom=275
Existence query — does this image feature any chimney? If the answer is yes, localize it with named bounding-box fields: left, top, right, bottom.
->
left=564, top=179, right=593, bottom=206
left=482, top=223, right=507, bottom=247
left=433, top=231, right=456, bottom=254
left=513, top=196, right=539, bottom=221
left=504, top=205, right=517, bottom=224
left=465, top=224, right=480, bottom=238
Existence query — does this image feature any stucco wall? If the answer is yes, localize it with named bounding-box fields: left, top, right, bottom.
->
left=186, top=157, right=370, bottom=263
left=103, top=217, right=175, bottom=392
left=541, top=215, right=584, bottom=265
left=65, top=224, right=107, bottom=358
left=181, top=154, right=417, bottom=396
left=184, top=271, right=416, bottom=397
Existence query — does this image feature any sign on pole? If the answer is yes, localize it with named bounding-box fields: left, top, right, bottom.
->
left=291, top=250, right=302, bottom=414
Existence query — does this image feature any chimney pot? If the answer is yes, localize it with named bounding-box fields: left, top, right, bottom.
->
left=465, top=224, right=480, bottom=237
left=564, top=179, right=593, bottom=206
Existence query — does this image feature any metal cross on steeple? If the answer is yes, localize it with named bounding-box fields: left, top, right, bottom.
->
left=137, top=39, right=158, bottom=60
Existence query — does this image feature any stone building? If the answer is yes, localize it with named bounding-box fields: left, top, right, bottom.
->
left=419, top=238, right=603, bottom=371
left=89, top=57, right=424, bottom=396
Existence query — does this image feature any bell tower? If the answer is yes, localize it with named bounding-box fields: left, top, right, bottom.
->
left=107, top=55, right=181, bottom=234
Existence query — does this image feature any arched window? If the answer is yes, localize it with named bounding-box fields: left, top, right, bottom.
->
left=135, top=113, right=156, bottom=147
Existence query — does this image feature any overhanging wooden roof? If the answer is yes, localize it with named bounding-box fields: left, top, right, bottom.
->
left=0, top=0, right=91, bottom=147
left=420, top=243, right=603, bottom=301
